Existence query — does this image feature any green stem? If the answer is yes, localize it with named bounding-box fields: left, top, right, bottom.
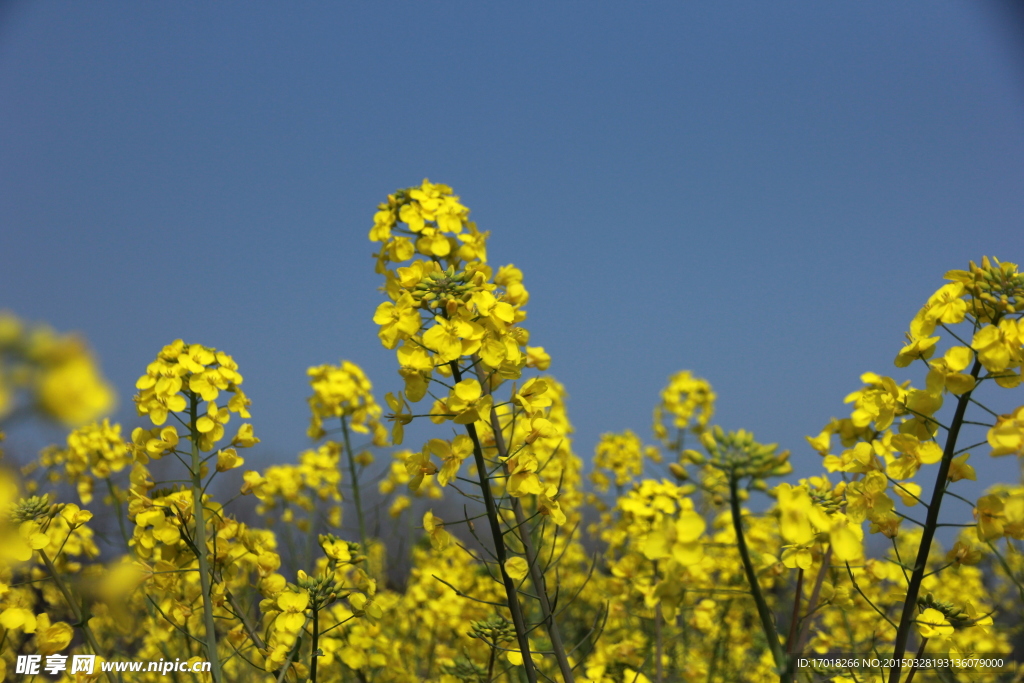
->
left=786, top=568, right=804, bottom=654
left=987, top=540, right=1024, bottom=603
left=904, top=636, right=928, bottom=683
left=104, top=478, right=131, bottom=551
left=310, top=605, right=320, bottom=683
left=728, top=474, right=787, bottom=679
left=39, top=550, right=118, bottom=683
left=189, top=392, right=223, bottom=683
left=450, top=361, right=538, bottom=683
left=888, top=359, right=981, bottom=683
left=477, top=359, right=576, bottom=683
left=705, top=599, right=733, bottom=683
left=794, top=545, right=832, bottom=654
left=654, top=561, right=664, bottom=683
left=340, top=416, right=368, bottom=549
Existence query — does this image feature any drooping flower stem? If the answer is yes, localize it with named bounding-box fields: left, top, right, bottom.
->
left=888, top=359, right=982, bottom=683
left=451, top=361, right=539, bottom=683
left=189, top=392, right=223, bottom=683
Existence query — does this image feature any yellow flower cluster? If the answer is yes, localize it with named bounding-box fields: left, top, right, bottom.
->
left=37, top=418, right=130, bottom=503
left=652, top=369, right=715, bottom=449
left=243, top=441, right=344, bottom=528
left=0, top=311, right=114, bottom=426
left=2, top=194, right=1022, bottom=683
left=590, top=430, right=660, bottom=492
left=134, top=339, right=254, bottom=450
left=370, top=181, right=542, bottom=435
left=307, top=360, right=386, bottom=443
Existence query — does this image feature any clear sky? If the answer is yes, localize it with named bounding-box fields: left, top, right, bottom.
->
left=2, top=2, right=1023, bottom=502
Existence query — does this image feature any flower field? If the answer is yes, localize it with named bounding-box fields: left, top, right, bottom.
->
left=1, top=181, right=1022, bottom=682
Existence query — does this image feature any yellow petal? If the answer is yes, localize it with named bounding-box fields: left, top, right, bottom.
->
left=504, top=557, right=529, bottom=581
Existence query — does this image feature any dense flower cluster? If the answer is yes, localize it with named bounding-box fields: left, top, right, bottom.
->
left=0, top=190, right=1021, bottom=683
left=0, top=311, right=114, bottom=425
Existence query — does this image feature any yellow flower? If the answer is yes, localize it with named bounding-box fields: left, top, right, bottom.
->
left=306, top=360, right=383, bottom=438
left=653, top=370, right=716, bottom=448
left=947, top=453, right=976, bottom=482
left=134, top=341, right=245, bottom=430
left=894, top=334, right=939, bottom=368
left=216, top=448, right=244, bottom=472
left=231, top=423, right=259, bottom=448
left=385, top=392, right=413, bottom=445
left=506, top=450, right=543, bottom=497
left=422, top=510, right=450, bottom=550
left=196, top=400, right=230, bottom=450
left=405, top=449, right=438, bottom=492
left=916, top=607, right=953, bottom=639
left=275, top=590, right=309, bottom=637
left=422, top=315, right=484, bottom=362
left=538, top=485, right=567, bottom=525
left=504, top=557, right=529, bottom=581
left=431, top=435, right=473, bottom=487
left=975, top=494, right=1005, bottom=540
left=525, top=346, right=551, bottom=370
left=446, top=379, right=493, bottom=425
left=945, top=540, right=982, bottom=567
left=37, top=355, right=115, bottom=426
left=388, top=495, right=411, bottom=517
left=34, top=613, right=73, bottom=656
left=924, top=345, right=976, bottom=395
left=973, top=319, right=1022, bottom=373
left=514, top=377, right=552, bottom=416
left=374, top=294, right=421, bottom=350
left=988, top=405, right=1024, bottom=457
left=592, top=431, right=649, bottom=491
left=0, top=607, right=36, bottom=633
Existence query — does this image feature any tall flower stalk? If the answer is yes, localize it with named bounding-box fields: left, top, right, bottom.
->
left=132, top=341, right=260, bottom=683
left=371, top=180, right=578, bottom=680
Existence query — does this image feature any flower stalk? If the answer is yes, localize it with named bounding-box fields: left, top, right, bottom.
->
left=453, top=361, right=539, bottom=683
left=728, top=472, right=787, bottom=679
left=189, top=392, right=223, bottom=683
left=887, top=359, right=982, bottom=683
left=482, top=372, right=576, bottom=683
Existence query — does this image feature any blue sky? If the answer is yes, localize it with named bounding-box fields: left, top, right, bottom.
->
left=2, top=2, right=1022, bottom=502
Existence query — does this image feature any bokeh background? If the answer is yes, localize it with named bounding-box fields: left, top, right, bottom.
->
left=2, top=2, right=1023, bottom=514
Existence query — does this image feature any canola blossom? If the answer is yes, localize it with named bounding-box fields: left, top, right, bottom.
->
left=0, top=186, right=1021, bottom=683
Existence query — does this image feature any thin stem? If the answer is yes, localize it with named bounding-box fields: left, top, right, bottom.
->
left=786, top=567, right=804, bottom=653
left=653, top=560, right=663, bottom=683
left=450, top=361, right=539, bottom=683
left=728, top=473, right=787, bottom=678
left=890, top=538, right=910, bottom=585
left=987, top=540, right=1024, bottom=603
left=39, top=550, right=118, bottom=683
left=904, top=637, right=928, bottom=683
left=310, top=605, right=320, bottom=683
left=225, top=591, right=267, bottom=651
left=189, top=392, right=223, bottom=683
left=275, top=615, right=312, bottom=683
left=944, top=489, right=976, bottom=507
left=104, top=477, right=132, bottom=550
left=795, top=545, right=831, bottom=656
left=888, top=358, right=982, bottom=683
left=845, top=562, right=897, bottom=629
left=339, top=416, right=368, bottom=549
left=477, top=358, right=576, bottom=683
